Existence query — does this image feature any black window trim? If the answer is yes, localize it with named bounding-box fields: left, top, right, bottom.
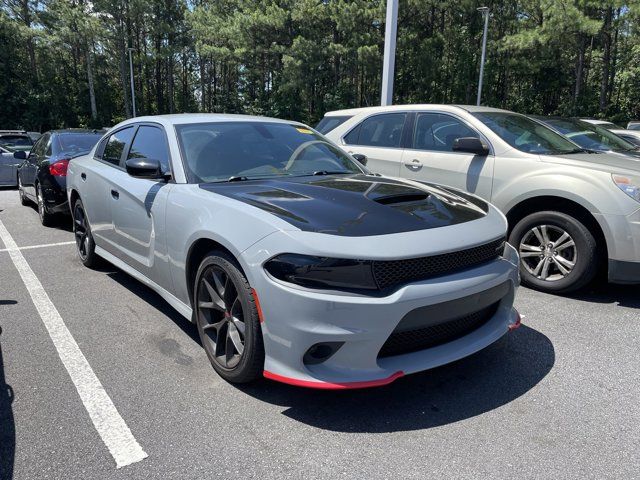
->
left=94, top=125, right=136, bottom=171
left=340, top=111, right=412, bottom=150
left=408, top=110, right=494, bottom=155
left=123, top=122, right=175, bottom=182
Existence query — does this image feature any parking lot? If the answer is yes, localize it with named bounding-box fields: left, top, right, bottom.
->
left=0, top=186, right=638, bottom=479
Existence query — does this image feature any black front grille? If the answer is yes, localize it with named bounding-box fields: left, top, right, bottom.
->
left=372, top=238, right=504, bottom=290
left=378, top=302, right=500, bottom=358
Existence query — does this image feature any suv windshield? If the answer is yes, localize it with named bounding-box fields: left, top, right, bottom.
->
left=0, top=135, right=33, bottom=151
left=473, top=112, right=580, bottom=154
left=176, top=122, right=364, bottom=183
left=540, top=118, right=636, bottom=152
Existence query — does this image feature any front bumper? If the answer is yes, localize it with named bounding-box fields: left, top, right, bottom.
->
left=594, top=208, right=640, bottom=283
left=242, top=241, right=521, bottom=388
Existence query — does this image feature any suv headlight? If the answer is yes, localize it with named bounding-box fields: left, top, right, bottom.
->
left=612, top=174, right=640, bottom=202
left=264, top=254, right=378, bottom=291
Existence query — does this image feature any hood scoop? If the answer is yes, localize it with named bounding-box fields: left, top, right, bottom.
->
left=373, top=193, right=429, bottom=205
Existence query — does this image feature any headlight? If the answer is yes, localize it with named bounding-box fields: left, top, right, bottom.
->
left=612, top=174, right=640, bottom=202
left=264, top=254, right=378, bottom=291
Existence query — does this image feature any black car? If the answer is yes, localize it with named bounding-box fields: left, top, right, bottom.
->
left=532, top=116, right=640, bottom=158
left=17, top=129, right=104, bottom=226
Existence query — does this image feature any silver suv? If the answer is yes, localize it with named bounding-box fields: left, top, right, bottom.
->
left=321, top=105, right=640, bottom=293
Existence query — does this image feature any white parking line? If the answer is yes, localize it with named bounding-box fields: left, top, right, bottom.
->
left=0, top=219, right=147, bottom=468
left=0, top=240, right=75, bottom=253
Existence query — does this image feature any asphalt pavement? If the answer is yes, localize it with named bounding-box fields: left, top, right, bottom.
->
left=0, top=187, right=638, bottom=480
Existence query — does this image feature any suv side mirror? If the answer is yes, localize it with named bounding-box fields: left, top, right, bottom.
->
left=125, top=158, right=164, bottom=179
left=13, top=150, right=27, bottom=160
left=452, top=137, right=490, bottom=156
left=352, top=153, right=368, bottom=166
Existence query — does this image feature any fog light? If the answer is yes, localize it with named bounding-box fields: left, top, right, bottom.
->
left=303, top=342, right=344, bottom=365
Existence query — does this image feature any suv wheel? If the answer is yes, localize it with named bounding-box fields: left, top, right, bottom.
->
left=509, top=211, right=598, bottom=293
left=194, top=251, right=264, bottom=383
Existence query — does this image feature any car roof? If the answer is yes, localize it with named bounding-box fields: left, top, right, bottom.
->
left=119, top=113, right=305, bottom=127
left=322, top=104, right=515, bottom=117
left=48, top=128, right=106, bottom=134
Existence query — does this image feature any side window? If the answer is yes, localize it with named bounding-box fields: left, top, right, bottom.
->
left=127, top=126, right=170, bottom=172
left=413, top=113, right=477, bottom=152
left=344, top=113, right=406, bottom=148
left=102, top=127, right=135, bottom=166
left=45, top=136, right=53, bottom=157
left=32, top=134, right=49, bottom=157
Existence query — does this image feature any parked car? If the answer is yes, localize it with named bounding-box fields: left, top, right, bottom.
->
left=0, top=131, right=33, bottom=154
left=17, top=129, right=103, bottom=226
left=321, top=105, right=640, bottom=293
left=532, top=116, right=640, bottom=158
left=66, top=114, right=520, bottom=388
left=580, top=119, right=640, bottom=146
left=627, top=121, right=640, bottom=131
left=0, top=145, right=22, bottom=187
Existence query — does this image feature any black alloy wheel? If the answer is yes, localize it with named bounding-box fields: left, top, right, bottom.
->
left=195, top=251, right=263, bottom=383
left=72, top=199, right=100, bottom=268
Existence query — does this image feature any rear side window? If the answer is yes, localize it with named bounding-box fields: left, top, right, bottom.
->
left=344, top=113, right=406, bottom=148
left=127, top=126, right=170, bottom=172
left=413, top=113, right=477, bottom=151
left=102, top=127, right=135, bottom=166
left=315, top=116, right=352, bottom=134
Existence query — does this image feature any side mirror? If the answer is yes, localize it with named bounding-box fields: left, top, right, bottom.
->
left=13, top=150, right=27, bottom=160
left=452, top=137, right=490, bottom=156
left=352, top=153, right=368, bottom=166
left=125, top=158, right=164, bottom=179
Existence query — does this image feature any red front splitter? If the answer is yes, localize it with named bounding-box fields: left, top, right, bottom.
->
left=263, top=370, right=405, bottom=390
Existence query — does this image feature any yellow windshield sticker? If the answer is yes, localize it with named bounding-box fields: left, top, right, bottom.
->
left=295, top=127, right=313, bottom=134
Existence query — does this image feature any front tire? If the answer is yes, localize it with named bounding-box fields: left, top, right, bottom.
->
left=509, top=211, right=598, bottom=293
left=18, top=175, right=28, bottom=206
left=72, top=198, right=101, bottom=268
left=36, top=183, right=56, bottom=227
left=194, top=251, right=264, bottom=383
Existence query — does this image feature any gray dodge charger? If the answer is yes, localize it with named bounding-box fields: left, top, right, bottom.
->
left=66, top=114, right=521, bottom=389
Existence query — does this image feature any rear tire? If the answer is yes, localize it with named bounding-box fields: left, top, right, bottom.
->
left=36, top=183, right=56, bottom=227
left=193, top=251, right=264, bottom=383
left=509, top=211, right=598, bottom=293
left=72, top=198, right=101, bottom=268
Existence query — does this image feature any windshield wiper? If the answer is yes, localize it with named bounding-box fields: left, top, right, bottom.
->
left=227, top=175, right=249, bottom=182
left=311, top=170, right=352, bottom=176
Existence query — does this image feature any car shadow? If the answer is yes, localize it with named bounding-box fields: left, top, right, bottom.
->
left=0, top=334, right=16, bottom=480
left=563, top=282, right=639, bottom=309
left=104, top=269, right=201, bottom=345
left=237, top=325, right=554, bottom=433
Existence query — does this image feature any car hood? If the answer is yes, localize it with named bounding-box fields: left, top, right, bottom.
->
left=200, top=174, right=490, bottom=237
left=542, top=152, right=640, bottom=175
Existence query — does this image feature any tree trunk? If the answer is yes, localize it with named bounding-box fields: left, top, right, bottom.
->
left=86, top=44, right=98, bottom=122
left=599, top=7, right=612, bottom=112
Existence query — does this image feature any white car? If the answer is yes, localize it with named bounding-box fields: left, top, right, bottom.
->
left=321, top=105, right=640, bottom=293
left=581, top=119, right=640, bottom=147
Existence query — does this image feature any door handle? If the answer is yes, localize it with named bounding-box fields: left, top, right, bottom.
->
left=406, top=159, right=423, bottom=170
left=111, top=189, right=119, bottom=199
left=81, top=173, right=86, bottom=181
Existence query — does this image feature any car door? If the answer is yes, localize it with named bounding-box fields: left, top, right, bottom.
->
left=24, top=133, right=49, bottom=196
left=78, top=126, right=136, bottom=252
left=400, top=112, right=495, bottom=200
left=340, top=112, right=409, bottom=177
left=109, top=123, right=174, bottom=290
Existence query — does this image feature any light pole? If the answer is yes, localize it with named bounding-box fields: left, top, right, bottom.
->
left=476, top=6, right=490, bottom=106
left=381, top=0, right=399, bottom=106
left=127, top=47, right=137, bottom=117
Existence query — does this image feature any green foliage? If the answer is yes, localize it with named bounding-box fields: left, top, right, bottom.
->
left=1, top=0, right=639, bottom=131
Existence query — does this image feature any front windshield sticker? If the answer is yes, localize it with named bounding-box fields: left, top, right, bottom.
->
left=295, top=127, right=313, bottom=134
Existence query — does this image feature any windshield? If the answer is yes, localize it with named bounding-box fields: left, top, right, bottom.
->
left=176, top=122, right=364, bottom=183
left=57, top=133, right=103, bottom=156
left=473, top=112, right=580, bottom=154
left=542, top=118, right=636, bottom=152
left=0, top=135, right=33, bottom=151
